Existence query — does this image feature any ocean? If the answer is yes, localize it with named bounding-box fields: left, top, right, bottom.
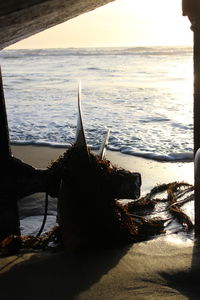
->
left=0, top=46, right=193, bottom=162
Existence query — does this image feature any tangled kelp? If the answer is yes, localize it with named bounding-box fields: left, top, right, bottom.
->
left=55, top=146, right=141, bottom=250
left=0, top=226, right=61, bottom=256
left=0, top=181, right=194, bottom=256
left=126, top=181, right=194, bottom=233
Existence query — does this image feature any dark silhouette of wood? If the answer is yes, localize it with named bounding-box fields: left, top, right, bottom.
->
left=0, top=155, right=59, bottom=241
left=0, top=0, right=114, bottom=49
left=0, top=67, right=141, bottom=242
left=194, top=30, right=200, bottom=237
left=0, top=67, right=11, bottom=157
left=0, top=68, right=59, bottom=241
left=183, top=0, right=200, bottom=236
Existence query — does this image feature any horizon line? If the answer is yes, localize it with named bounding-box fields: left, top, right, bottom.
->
left=5, top=44, right=193, bottom=50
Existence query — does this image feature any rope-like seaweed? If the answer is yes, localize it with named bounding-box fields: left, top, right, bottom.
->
left=126, top=181, right=194, bottom=233
left=37, top=192, right=49, bottom=237
left=0, top=181, right=194, bottom=256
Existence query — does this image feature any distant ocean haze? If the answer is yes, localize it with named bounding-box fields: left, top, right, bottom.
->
left=0, top=47, right=193, bottom=162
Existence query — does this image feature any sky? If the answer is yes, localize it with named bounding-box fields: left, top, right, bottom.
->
left=8, top=0, right=192, bottom=49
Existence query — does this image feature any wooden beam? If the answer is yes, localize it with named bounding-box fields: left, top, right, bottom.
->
left=0, top=0, right=115, bottom=49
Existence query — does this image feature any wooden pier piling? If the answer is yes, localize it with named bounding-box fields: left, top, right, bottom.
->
left=183, top=0, right=200, bottom=236
left=0, top=67, right=11, bottom=158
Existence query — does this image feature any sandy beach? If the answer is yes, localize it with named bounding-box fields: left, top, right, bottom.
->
left=11, top=144, right=194, bottom=194
left=0, top=145, right=198, bottom=300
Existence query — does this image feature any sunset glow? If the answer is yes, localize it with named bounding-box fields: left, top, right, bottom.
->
left=8, top=0, right=192, bottom=49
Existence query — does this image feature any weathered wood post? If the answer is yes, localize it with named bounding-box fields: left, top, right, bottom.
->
left=0, top=66, right=11, bottom=157
left=0, top=66, right=21, bottom=239
left=182, top=0, right=200, bottom=236
left=0, top=67, right=61, bottom=240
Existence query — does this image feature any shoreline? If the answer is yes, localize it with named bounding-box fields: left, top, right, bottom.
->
left=11, top=144, right=194, bottom=194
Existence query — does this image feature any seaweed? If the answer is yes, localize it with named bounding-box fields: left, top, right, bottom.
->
left=0, top=178, right=194, bottom=256
left=0, top=226, right=61, bottom=256
left=0, top=145, right=195, bottom=255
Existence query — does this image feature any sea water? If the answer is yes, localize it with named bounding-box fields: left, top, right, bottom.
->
left=0, top=46, right=193, bottom=162
left=0, top=47, right=194, bottom=237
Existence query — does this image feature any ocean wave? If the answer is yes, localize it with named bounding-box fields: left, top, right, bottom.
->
left=139, top=117, right=170, bottom=123
left=0, top=46, right=192, bottom=59
left=11, top=141, right=193, bottom=162
left=20, top=216, right=57, bottom=236
left=11, top=140, right=70, bottom=148
left=120, top=149, right=193, bottom=162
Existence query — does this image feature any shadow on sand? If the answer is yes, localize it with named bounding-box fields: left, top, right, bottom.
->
left=159, top=240, right=200, bottom=300
left=0, top=245, right=129, bottom=300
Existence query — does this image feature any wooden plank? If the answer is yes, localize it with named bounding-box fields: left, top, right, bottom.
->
left=0, top=0, right=115, bottom=49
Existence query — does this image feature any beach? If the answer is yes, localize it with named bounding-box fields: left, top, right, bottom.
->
left=11, top=145, right=194, bottom=194
left=0, top=145, right=198, bottom=300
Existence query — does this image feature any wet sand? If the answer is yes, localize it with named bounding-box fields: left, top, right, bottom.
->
left=0, top=145, right=198, bottom=300
left=11, top=144, right=194, bottom=194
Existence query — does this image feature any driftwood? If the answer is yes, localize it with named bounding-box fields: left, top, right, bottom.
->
left=0, top=77, right=141, bottom=244
left=55, top=84, right=141, bottom=250
left=55, top=145, right=141, bottom=250
left=0, top=67, right=61, bottom=240
left=0, top=150, right=141, bottom=242
left=0, top=155, right=60, bottom=240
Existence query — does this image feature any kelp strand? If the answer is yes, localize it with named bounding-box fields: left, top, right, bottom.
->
left=0, top=181, right=194, bottom=256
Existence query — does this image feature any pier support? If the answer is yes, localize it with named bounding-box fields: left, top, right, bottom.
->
left=0, top=67, right=11, bottom=157
left=0, top=66, right=20, bottom=239
left=182, top=0, right=200, bottom=236
left=0, top=67, right=59, bottom=241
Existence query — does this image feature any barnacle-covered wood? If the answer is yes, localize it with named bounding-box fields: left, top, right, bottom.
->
left=0, top=0, right=115, bottom=49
